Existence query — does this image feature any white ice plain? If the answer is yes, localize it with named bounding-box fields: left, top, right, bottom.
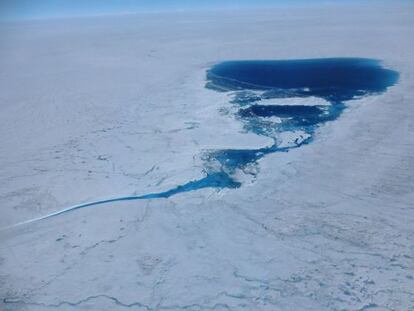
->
left=1, top=4, right=414, bottom=311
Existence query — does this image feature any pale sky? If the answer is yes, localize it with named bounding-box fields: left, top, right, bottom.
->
left=0, top=0, right=397, bottom=21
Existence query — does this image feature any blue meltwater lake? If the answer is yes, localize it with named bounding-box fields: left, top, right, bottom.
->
left=206, top=58, right=398, bottom=99
left=14, top=58, right=399, bottom=225
left=203, top=58, right=399, bottom=180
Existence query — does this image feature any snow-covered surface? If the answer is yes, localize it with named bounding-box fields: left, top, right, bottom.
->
left=1, top=4, right=414, bottom=310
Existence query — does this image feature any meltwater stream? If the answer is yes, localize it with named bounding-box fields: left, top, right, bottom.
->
left=7, top=58, right=399, bottom=228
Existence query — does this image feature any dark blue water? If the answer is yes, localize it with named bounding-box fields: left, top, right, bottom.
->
left=12, top=58, right=398, bottom=226
left=207, top=58, right=399, bottom=101
left=240, top=105, right=323, bottom=118
left=239, top=103, right=345, bottom=133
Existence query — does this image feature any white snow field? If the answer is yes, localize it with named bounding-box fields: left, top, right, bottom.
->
left=1, top=3, right=414, bottom=310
